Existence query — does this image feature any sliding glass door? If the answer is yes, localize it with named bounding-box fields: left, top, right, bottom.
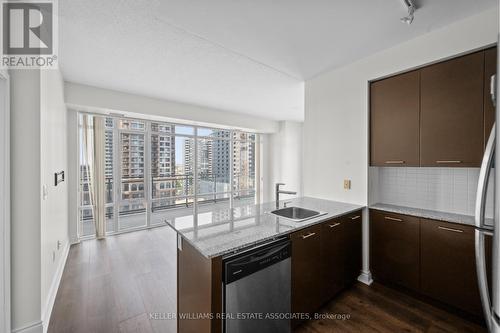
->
left=150, top=124, right=195, bottom=226
left=117, top=120, right=147, bottom=231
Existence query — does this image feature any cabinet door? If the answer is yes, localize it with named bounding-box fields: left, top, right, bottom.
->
left=370, top=71, right=420, bottom=166
left=420, top=219, right=483, bottom=315
left=484, top=47, right=497, bottom=146
left=420, top=52, right=484, bottom=167
left=321, top=218, right=345, bottom=303
left=291, top=224, right=323, bottom=317
left=343, top=211, right=362, bottom=285
left=370, top=210, right=420, bottom=290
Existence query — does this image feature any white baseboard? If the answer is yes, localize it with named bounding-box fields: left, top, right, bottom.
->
left=41, top=243, right=70, bottom=333
left=357, top=270, right=373, bottom=285
left=12, top=321, right=43, bottom=333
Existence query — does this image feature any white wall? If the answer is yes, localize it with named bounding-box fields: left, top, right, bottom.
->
left=66, top=111, right=79, bottom=244
left=9, top=68, right=68, bottom=333
left=303, top=8, right=499, bottom=205
left=0, top=70, right=10, bottom=333
left=262, top=121, right=303, bottom=203
left=40, top=70, right=69, bottom=331
left=64, top=82, right=279, bottom=133
left=10, top=69, right=42, bottom=333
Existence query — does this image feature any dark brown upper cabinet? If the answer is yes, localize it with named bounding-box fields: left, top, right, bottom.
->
left=370, top=47, right=496, bottom=168
left=420, top=52, right=485, bottom=167
left=484, top=47, right=497, bottom=146
left=370, top=71, right=420, bottom=166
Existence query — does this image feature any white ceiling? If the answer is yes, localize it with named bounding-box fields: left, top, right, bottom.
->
left=59, top=0, right=497, bottom=121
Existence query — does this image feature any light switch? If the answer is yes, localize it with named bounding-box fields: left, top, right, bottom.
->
left=344, top=179, right=351, bottom=190
left=42, top=184, right=48, bottom=200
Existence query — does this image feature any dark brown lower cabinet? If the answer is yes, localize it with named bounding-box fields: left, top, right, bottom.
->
left=370, top=210, right=420, bottom=291
left=343, top=211, right=363, bottom=285
left=370, top=210, right=492, bottom=318
left=420, top=219, right=484, bottom=316
left=291, top=224, right=323, bottom=318
left=321, top=218, right=345, bottom=303
left=292, top=210, right=363, bottom=326
left=177, top=238, right=222, bottom=333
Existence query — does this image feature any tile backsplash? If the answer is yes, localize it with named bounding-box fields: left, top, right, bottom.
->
left=374, top=167, right=494, bottom=217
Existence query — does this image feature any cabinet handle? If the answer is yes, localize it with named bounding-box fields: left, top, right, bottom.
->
left=302, top=232, right=317, bottom=239
left=438, top=226, right=463, bottom=233
left=384, top=216, right=403, bottom=222
left=328, top=222, right=341, bottom=228
left=436, top=160, right=462, bottom=164
left=351, top=215, right=361, bottom=220
left=385, top=160, right=405, bottom=164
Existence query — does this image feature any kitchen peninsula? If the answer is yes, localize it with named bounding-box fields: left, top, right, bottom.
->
left=168, top=197, right=364, bottom=332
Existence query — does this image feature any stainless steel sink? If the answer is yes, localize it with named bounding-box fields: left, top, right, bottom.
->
left=270, top=206, right=327, bottom=222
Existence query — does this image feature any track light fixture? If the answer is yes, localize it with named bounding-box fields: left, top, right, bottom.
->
left=400, top=0, right=416, bottom=25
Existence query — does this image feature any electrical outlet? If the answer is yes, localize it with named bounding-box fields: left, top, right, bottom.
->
left=344, top=179, right=351, bottom=190
left=57, top=240, right=61, bottom=250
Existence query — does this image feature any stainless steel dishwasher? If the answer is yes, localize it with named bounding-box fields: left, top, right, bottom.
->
left=223, top=237, right=291, bottom=333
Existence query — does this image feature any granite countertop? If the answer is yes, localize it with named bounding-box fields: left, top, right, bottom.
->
left=166, top=197, right=364, bottom=258
left=369, top=203, right=484, bottom=226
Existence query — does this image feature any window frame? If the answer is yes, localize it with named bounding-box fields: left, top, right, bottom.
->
left=77, top=112, right=260, bottom=239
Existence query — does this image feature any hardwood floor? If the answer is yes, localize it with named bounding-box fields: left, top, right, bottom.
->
left=49, top=227, right=485, bottom=333
left=295, top=283, right=486, bottom=333
left=48, top=226, right=178, bottom=333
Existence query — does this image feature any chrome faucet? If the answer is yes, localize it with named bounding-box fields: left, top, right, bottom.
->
left=275, top=183, right=297, bottom=209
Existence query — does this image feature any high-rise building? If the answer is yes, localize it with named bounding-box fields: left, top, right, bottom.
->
left=184, top=138, right=214, bottom=177
left=213, top=131, right=231, bottom=184
left=183, top=130, right=256, bottom=198
left=184, top=138, right=213, bottom=196
left=150, top=123, right=176, bottom=200
left=120, top=129, right=145, bottom=200
left=232, top=139, right=255, bottom=193
left=105, top=126, right=113, bottom=203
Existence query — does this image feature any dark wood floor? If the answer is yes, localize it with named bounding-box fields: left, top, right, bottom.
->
left=295, top=283, right=486, bottom=333
left=49, top=227, right=486, bottom=333
left=48, top=226, right=178, bottom=333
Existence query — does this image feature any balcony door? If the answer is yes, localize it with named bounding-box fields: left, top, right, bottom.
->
left=117, top=120, right=148, bottom=231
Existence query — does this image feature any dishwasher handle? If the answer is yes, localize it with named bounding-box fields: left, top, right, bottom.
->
left=224, top=240, right=291, bottom=284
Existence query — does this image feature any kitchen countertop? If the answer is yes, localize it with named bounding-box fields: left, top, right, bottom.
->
left=166, top=197, right=364, bottom=258
left=369, top=203, right=480, bottom=226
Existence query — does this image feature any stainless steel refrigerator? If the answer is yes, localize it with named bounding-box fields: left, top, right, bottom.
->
left=475, top=32, right=500, bottom=332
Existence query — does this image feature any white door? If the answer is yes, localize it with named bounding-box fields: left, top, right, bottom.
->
left=0, top=71, right=10, bottom=333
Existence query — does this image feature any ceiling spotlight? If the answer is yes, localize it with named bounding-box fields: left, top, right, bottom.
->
left=400, top=0, right=416, bottom=25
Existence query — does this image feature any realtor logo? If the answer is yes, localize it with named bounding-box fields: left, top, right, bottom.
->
left=1, top=0, right=58, bottom=68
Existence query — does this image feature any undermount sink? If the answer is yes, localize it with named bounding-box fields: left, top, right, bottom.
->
left=271, top=206, right=327, bottom=222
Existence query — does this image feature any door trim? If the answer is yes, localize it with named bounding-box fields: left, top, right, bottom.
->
left=0, top=69, right=11, bottom=333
